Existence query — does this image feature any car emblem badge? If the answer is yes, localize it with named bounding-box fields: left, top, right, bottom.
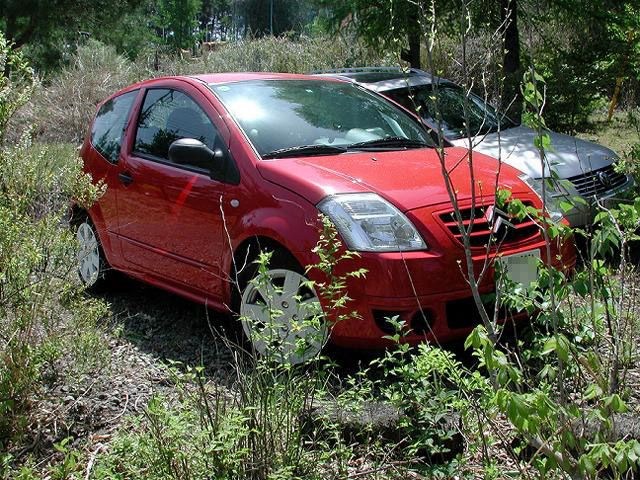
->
left=596, top=171, right=612, bottom=188
left=484, top=205, right=513, bottom=234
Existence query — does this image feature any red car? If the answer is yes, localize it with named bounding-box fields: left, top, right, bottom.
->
left=77, top=73, right=575, bottom=363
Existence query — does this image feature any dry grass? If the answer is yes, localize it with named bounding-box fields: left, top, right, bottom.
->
left=12, top=36, right=390, bottom=145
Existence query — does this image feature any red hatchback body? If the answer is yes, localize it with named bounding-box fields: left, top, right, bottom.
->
left=78, top=72, right=576, bottom=360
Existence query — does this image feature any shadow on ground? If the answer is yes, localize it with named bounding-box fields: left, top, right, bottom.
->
left=96, top=272, right=480, bottom=377
left=96, top=273, right=240, bottom=380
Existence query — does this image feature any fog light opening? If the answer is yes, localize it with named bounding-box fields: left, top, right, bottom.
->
left=372, top=309, right=406, bottom=335
left=411, top=309, right=434, bottom=335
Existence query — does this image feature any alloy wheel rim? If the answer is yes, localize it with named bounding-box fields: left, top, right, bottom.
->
left=240, top=268, right=326, bottom=364
left=77, top=222, right=100, bottom=286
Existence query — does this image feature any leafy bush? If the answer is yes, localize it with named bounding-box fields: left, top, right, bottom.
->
left=532, top=45, right=607, bottom=133
left=0, top=35, right=107, bottom=457
left=151, top=34, right=389, bottom=77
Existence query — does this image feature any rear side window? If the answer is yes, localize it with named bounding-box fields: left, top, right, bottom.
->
left=133, top=89, right=220, bottom=164
left=91, top=90, right=138, bottom=163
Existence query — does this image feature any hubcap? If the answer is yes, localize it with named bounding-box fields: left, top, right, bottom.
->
left=77, top=222, right=101, bottom=286
left=240, top=268, right=326, bottom=364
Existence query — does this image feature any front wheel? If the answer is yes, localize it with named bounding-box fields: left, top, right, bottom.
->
left=239, top=261, right=327, bottom=364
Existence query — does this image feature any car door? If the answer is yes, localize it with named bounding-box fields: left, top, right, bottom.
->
left=115, top=82, right=236, bottom=298
left=83, top=89, right=139, bottom=258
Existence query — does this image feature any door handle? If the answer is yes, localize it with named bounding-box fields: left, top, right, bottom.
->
left=118, top=171, right=133, bottom=186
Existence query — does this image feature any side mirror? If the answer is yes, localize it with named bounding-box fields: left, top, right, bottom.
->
left=168, top=138, right=222, bottom=171
left=168, top=137, right=239, bottom=184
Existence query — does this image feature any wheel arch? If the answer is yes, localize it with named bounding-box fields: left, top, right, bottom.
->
left=68, top=202, right=119, bottom=269
left=226, top=234, right=307, bottom=307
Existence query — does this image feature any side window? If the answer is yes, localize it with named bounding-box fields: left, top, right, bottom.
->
left=133, top=88, right=220, bottom=169
left=91, top=90, right=138, bottom=163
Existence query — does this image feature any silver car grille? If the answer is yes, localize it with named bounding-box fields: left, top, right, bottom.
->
left=567, top=164, right=628, bottom=197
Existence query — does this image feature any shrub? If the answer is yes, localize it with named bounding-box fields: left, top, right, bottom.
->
left=533, top=45, right=607, bottom=133
left=147, top=34, right=390, bottom=77
left=0, top=35, right=107, bottom=457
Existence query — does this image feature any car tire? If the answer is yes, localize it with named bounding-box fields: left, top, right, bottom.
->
left=237, top=249, right=327, bottom=364
left=74, top=215, right=112, bottom=291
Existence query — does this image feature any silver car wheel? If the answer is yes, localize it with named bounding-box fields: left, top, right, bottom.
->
left=76, top=222, right=101, bottom=287
left=240, top=268, right=326, bottom=364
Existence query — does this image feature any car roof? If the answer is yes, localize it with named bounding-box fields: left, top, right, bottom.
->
left=101, top=72, right=356, bottom=108
left=312, top=67, right=455, bottom=93
left=191, top=72, right=345, bottom=84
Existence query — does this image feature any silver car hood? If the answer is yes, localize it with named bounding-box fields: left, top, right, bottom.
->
left=449, top=125, right=619, bottom=179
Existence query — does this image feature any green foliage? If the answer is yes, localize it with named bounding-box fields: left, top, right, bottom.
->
left=317, top=0, right=422, bottom=66
left=235, top=0, right=317, bottom=37
left=526, top=0, right=640, bottom=132
left=457, top=67, right=640, bottom=479
left=0, top=34, right=33, bottom=140
left=0, top=0, right=143, bottom=71
left=86, top=221, right=369, bottom=478
left=0, top=33, right=107, bottom=456
left=372, top=342, right=483, bottom=462
left=92, top=0, right=161, bottom=60
left=620, top=108, right=640, bottom=182
left=91, top=392, right=251, bottom=479
left=157, top=0, right=202, bottom=50
left=531, top=44, right=606, bottom=133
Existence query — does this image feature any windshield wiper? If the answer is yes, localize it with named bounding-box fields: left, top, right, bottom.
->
left=262, top=144, right=348, bottom=159
left=347, top=136, right=433, bottom=151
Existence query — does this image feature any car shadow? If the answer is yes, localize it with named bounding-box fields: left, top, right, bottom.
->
left=96, top=273, right=241, bottom=381
left=95, top=273, right=482, bottom=383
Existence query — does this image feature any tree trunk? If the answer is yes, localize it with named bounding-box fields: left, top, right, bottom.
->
left=501, top=0, right=521, bottom=121
left=401, top=25, right=421, bottom=68
left=502, top=0, right=519, bottom=75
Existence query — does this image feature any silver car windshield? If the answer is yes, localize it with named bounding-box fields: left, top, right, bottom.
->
left=385, top=84, right=516, bottom=140
left=210, top=79, right=433, bottom=157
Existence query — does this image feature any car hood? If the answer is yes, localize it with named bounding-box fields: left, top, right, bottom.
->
left=257, top=147, right=528, bottom=211
left=449, top=125, right=620, bottom=179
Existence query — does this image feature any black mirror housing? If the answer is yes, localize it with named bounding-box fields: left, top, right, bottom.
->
left=168, top=138, right=215, bottom=169
left=168, top=138, right=240, bottom=184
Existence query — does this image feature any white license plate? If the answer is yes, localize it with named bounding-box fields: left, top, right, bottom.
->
left=498, top=249, right=541, bottom=287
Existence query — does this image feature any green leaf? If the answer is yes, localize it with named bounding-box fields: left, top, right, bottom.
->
left=542, top=337, right=557, bottom=355
left=604, top=394, right=628, bottom=413
left=584, top=384, right=603, bottom=400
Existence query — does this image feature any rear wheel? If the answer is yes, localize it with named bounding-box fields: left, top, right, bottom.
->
left=238, top=251, right=327, bottom=364
left=75, top=217, right=111, bottom=290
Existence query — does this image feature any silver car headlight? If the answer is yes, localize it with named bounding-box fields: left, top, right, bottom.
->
left=317, top=193, right=427, bottom=252
left=518, top=174, right=563, bottom=222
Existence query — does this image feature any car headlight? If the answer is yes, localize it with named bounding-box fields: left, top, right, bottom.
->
left=317, top=193, right=427, bottom=252
left=518, top=174, right=563, bottom=222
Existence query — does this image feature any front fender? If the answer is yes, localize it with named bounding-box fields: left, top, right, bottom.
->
left=230, top=201, right=321, bottom=270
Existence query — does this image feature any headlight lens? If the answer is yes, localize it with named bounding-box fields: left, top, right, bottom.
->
left=317, top=193, right=427, bottom=252
left=518, top=174, right=563, bottom=222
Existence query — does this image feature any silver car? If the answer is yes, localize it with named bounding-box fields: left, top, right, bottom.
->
left=314, top=67, right=634, bottom=226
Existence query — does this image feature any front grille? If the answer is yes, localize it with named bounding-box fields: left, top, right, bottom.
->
left=568, top=164, right=627, bottom=197
left=439, top=201, right=540, bottom=248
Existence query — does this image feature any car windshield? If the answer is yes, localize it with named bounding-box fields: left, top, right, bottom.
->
left=385, top=84, right=516, bottom=140
left=210, top=79, right=433, bottom=157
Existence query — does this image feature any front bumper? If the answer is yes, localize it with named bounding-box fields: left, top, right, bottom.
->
left=322, top=234, right=577, bottom=350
